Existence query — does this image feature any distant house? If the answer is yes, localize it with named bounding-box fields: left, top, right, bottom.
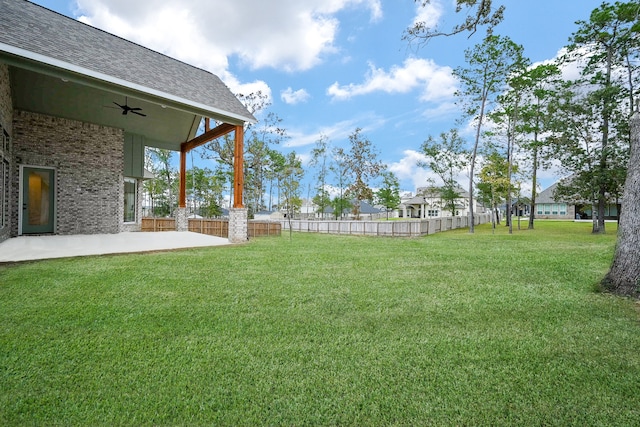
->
left=324, top=200, right=382, bottom=220
left=535, top=182, right=574, bottom=220
left=0, top=0, right=255, bottom=243
left=399, top=186, right=485, bottom=219
left=536, top=180, right=620, bottom=220
left=254, top=210, right=283, bottom=221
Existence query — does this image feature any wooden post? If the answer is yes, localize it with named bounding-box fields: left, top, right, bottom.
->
left=233, top=125, right=244, bottom=208
left=179, top=147, right=187, bottom=208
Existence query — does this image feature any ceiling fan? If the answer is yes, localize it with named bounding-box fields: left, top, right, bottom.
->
left=110, top=97, right=146, bottom=117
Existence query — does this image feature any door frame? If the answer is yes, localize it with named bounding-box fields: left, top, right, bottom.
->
left=18, top=165, right=57, bottom=236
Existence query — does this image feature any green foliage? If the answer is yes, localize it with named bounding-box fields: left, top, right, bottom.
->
left=344, top=128, right=384, bottom=218
left=375, top=171, right=401, bottom=219
left=2, top=222, right=640, bottom=425
left=280, top=152, right=304, bottom=219
left=454, top=34, right=526, bottom=232
left=145, top=147, right=178, bottom=217
left=330, top=196, right=352, bottom=219
left=185, top=166, right=225, bottom=218
left=559, top=1, right=639, bottom=233
left=312, top=188, right=332, bottom=216
left=309, top=134, right=332, bottom=215
left=419, top=129, right=469, bottom=216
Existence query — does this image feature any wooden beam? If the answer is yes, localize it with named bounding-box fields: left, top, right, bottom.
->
left=181, top=122, right=235, bottom=153
left=179, top=120, right=244, bottom=210
left=179, top=147, right=187, bottom=208
left=233, top=125, right=244, bottom=208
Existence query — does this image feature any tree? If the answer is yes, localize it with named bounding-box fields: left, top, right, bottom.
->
left=602, top=109, right=640, bottom=297
left=404, top=0, right=504, bottom=42
left=418, top=129, right=469, bottom=217
left=376, top=171, right=401, bottom=219
left=280, top=152, right=304, bottom=237
left=548, top=86, right=624, bottom=233
left=265, top=149, right=286, bottom=211
left=244, top=111, right=289, bottom=216
left=496, top=53, right=531, bottom=234
left=515, top=63, right=563, bottom=230
left=343, top=128, right=384, bottom=219
left=330, top=146, right=351, bottom=219
left=145, top=147, right=177, bottom=217
left=330, top=196, right=352, bottom=220
left=309, top=134, right=332, bottom=217
left=454, top=34, right=525, bottom=232
left=185, top=166, right=225, bottom=218
left=563, top=0, right=640, bottom=233
left=201, top=91, right=289, bottom=216
left=477, top=150, right=511, bottom=231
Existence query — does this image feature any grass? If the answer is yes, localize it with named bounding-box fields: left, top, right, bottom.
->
left=1, top=221, right=639, bottom=426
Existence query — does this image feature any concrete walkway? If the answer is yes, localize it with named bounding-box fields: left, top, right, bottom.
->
left=0, top=232, right=231, bottom=263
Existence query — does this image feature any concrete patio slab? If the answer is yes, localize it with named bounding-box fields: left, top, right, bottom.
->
left=0, top=232, right=231, bottom=263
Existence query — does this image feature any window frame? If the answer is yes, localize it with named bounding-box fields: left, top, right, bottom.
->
left=124, top=177, right=137, bottom=223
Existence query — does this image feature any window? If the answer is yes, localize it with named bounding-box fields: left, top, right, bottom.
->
left=552, top=204, right=558, bottom=215
left=124, top=178, right=137, bottom=222
left=559, top=203, right=567, bottom=215
left=428, top=210, right=439, bottom=217
left=544, top=204, right=550, bottom=215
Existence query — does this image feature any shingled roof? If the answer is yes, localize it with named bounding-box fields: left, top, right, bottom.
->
left=0, top=0, right=254, bottom=124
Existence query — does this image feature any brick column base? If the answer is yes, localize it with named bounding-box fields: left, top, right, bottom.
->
left=175, top=207, right=188, bottom=231
left=229, top=208, right=248, bottom=243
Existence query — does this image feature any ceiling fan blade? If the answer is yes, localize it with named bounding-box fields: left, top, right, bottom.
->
left=109, top=98, right=145, bottom=117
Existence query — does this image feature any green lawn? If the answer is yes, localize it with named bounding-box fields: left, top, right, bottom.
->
left=1, top=221, right=639, bottom=426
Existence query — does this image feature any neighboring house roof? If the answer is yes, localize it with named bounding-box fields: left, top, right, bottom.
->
left=536, top=182, right=561, bottom=204
left=0, top=0, right=255, bottom=149
left=324, top=200, right=381, bottom=214
left=358, top=200, right=381, bottom=214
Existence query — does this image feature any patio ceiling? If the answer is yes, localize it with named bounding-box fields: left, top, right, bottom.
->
left=9, top=65, right=201, bottom=151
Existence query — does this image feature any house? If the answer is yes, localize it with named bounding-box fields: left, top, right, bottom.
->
left=323, top=200, right=382, bottom=220
left=534, top=181, right=574, bottom=220
left=0, top=0, right=255, bottom=244
left=535, top=180, right=620, bottom=220
left=253, top=210, right=283, bottom=221
left=399, top=186, right=485, bottom=219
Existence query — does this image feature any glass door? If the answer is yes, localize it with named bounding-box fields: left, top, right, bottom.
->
left=22, top=167, right=55, bottom=234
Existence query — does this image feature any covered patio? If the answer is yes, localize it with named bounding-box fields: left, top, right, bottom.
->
left=0, top=232, right=230, bottom=263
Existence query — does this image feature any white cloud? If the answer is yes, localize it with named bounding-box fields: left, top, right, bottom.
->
left=388, top=148, right=473, bottom=193
left=327, top=57, right=457, bottom=102
left=388, top=149, right=433, bottom=192
left=74, top=0, right=383, bottom=75
left=281, top=87, right=311, bottom=105
left=410, top=0, right=443, bottom=31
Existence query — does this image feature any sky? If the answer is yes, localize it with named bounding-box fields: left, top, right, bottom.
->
left=30, top=0, right=606, bottom=197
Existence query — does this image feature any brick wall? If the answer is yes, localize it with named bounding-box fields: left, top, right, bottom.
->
left=0, top=65, right=12, bottom=130
left=0, top=64, right=13, bottom=243
left=229, top=207, right=248, bottom=243
left=12, top=111, right=124, bottom=236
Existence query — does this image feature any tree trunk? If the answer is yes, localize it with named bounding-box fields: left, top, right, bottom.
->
left=528, top=144, right=538, bottom=230
left=602, top=111, right=640, bottom=297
